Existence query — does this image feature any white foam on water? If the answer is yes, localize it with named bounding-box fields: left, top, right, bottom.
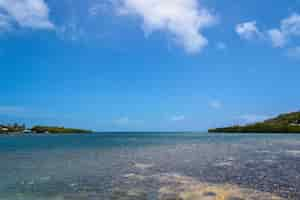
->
left=256, top=150, right=272, bottom=153
left=263, top=159, right=276, bottom=163
left=214, top=161, right=233, bottom=167
left=123, top=173, right=146, bottom=180
left=134, top=162, right=154, bottom=170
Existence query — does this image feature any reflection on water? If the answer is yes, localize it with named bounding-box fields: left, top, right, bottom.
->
left=0, top=133, right=300, bottom=199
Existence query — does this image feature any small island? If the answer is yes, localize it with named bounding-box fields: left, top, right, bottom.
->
left=0, top=123, right=93, bottom=135
left=209, top=111, right=300, bottom=133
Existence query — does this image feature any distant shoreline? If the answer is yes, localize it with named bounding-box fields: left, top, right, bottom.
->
left=0, top=132, right=93, bottom=135
left=209, top=111, right=300, bottom=134
left=209, top=131, right=300, bottom=134
left=0, top=125, right=93, bottom=135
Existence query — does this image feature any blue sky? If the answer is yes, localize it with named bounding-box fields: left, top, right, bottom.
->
left=1, top=0, right=300, bottom=131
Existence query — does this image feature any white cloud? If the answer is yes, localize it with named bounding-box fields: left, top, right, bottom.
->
left=0, top=13, right=11, bottom=31
left=0, top=0, right=54, bottom=30
left=117, top=0, right=216, bottom=53
left=287, top=46, right=300, bottom=60
left=267, top=29, right=287, bottom=48
left=170, top=115, right=185, bottom=121
left=209, top=100, right=222, bottom=109
left=236, top=21, right=261, bottom=40
left=281, top=13, right=300, bottom=36
left=237, top=13, right=300, bottom=58
left=267, top=13, right=300, bottom=48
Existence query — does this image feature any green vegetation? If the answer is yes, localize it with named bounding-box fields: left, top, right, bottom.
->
left=0, top=123, right=25, bottom=134
left=0, top=123, right=93, bottom=134
left=31, top=126, right=92, bottom=134
left=209, top=111, right=300, bottom=133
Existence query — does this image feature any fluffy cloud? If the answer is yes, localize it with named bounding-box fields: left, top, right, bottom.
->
left=267, top=29, right=287, bottom=48
left=238, top=13, right=300, bottom=48
left=281, top=13, right=300, bottom=36
left=0, top=0, right=54, bottom=30
left=267, top=13, right=300, bottom=48
left=117, top=0, right=216, bottom=53
left=237, top=13, right=300, bottom=61
left=236, top=21, right=261, bottom=40
left=0, top=13, right=11, bottom=31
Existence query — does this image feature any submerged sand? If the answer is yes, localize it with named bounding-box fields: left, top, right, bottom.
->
left=157, top=173, right=283, bottom=200
left=116, top=173, right=284, bottom=200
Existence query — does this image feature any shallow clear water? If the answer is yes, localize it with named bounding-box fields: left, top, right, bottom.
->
left=0, top=133, right=300, bottom=199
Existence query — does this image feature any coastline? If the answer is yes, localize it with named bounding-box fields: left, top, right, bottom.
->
left=209, top=111, right=300, bottom=134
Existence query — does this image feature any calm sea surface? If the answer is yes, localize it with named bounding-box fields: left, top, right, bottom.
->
left=0, top=133, right=300, bottom=200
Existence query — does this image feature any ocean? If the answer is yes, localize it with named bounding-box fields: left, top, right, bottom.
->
left=0, top=132, right=299, bottom=199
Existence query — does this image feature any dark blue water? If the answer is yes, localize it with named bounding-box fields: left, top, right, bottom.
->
left=0, top=133, right=300, bottom=199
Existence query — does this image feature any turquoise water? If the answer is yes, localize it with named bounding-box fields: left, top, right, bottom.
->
left=0, top=133, right=300, bottom=199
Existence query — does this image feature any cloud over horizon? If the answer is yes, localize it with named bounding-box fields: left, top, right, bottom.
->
left=117, top=0, right=217, bottom=53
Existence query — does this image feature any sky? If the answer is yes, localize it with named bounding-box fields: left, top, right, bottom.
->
left=1, top=0, right=300, bottom=131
